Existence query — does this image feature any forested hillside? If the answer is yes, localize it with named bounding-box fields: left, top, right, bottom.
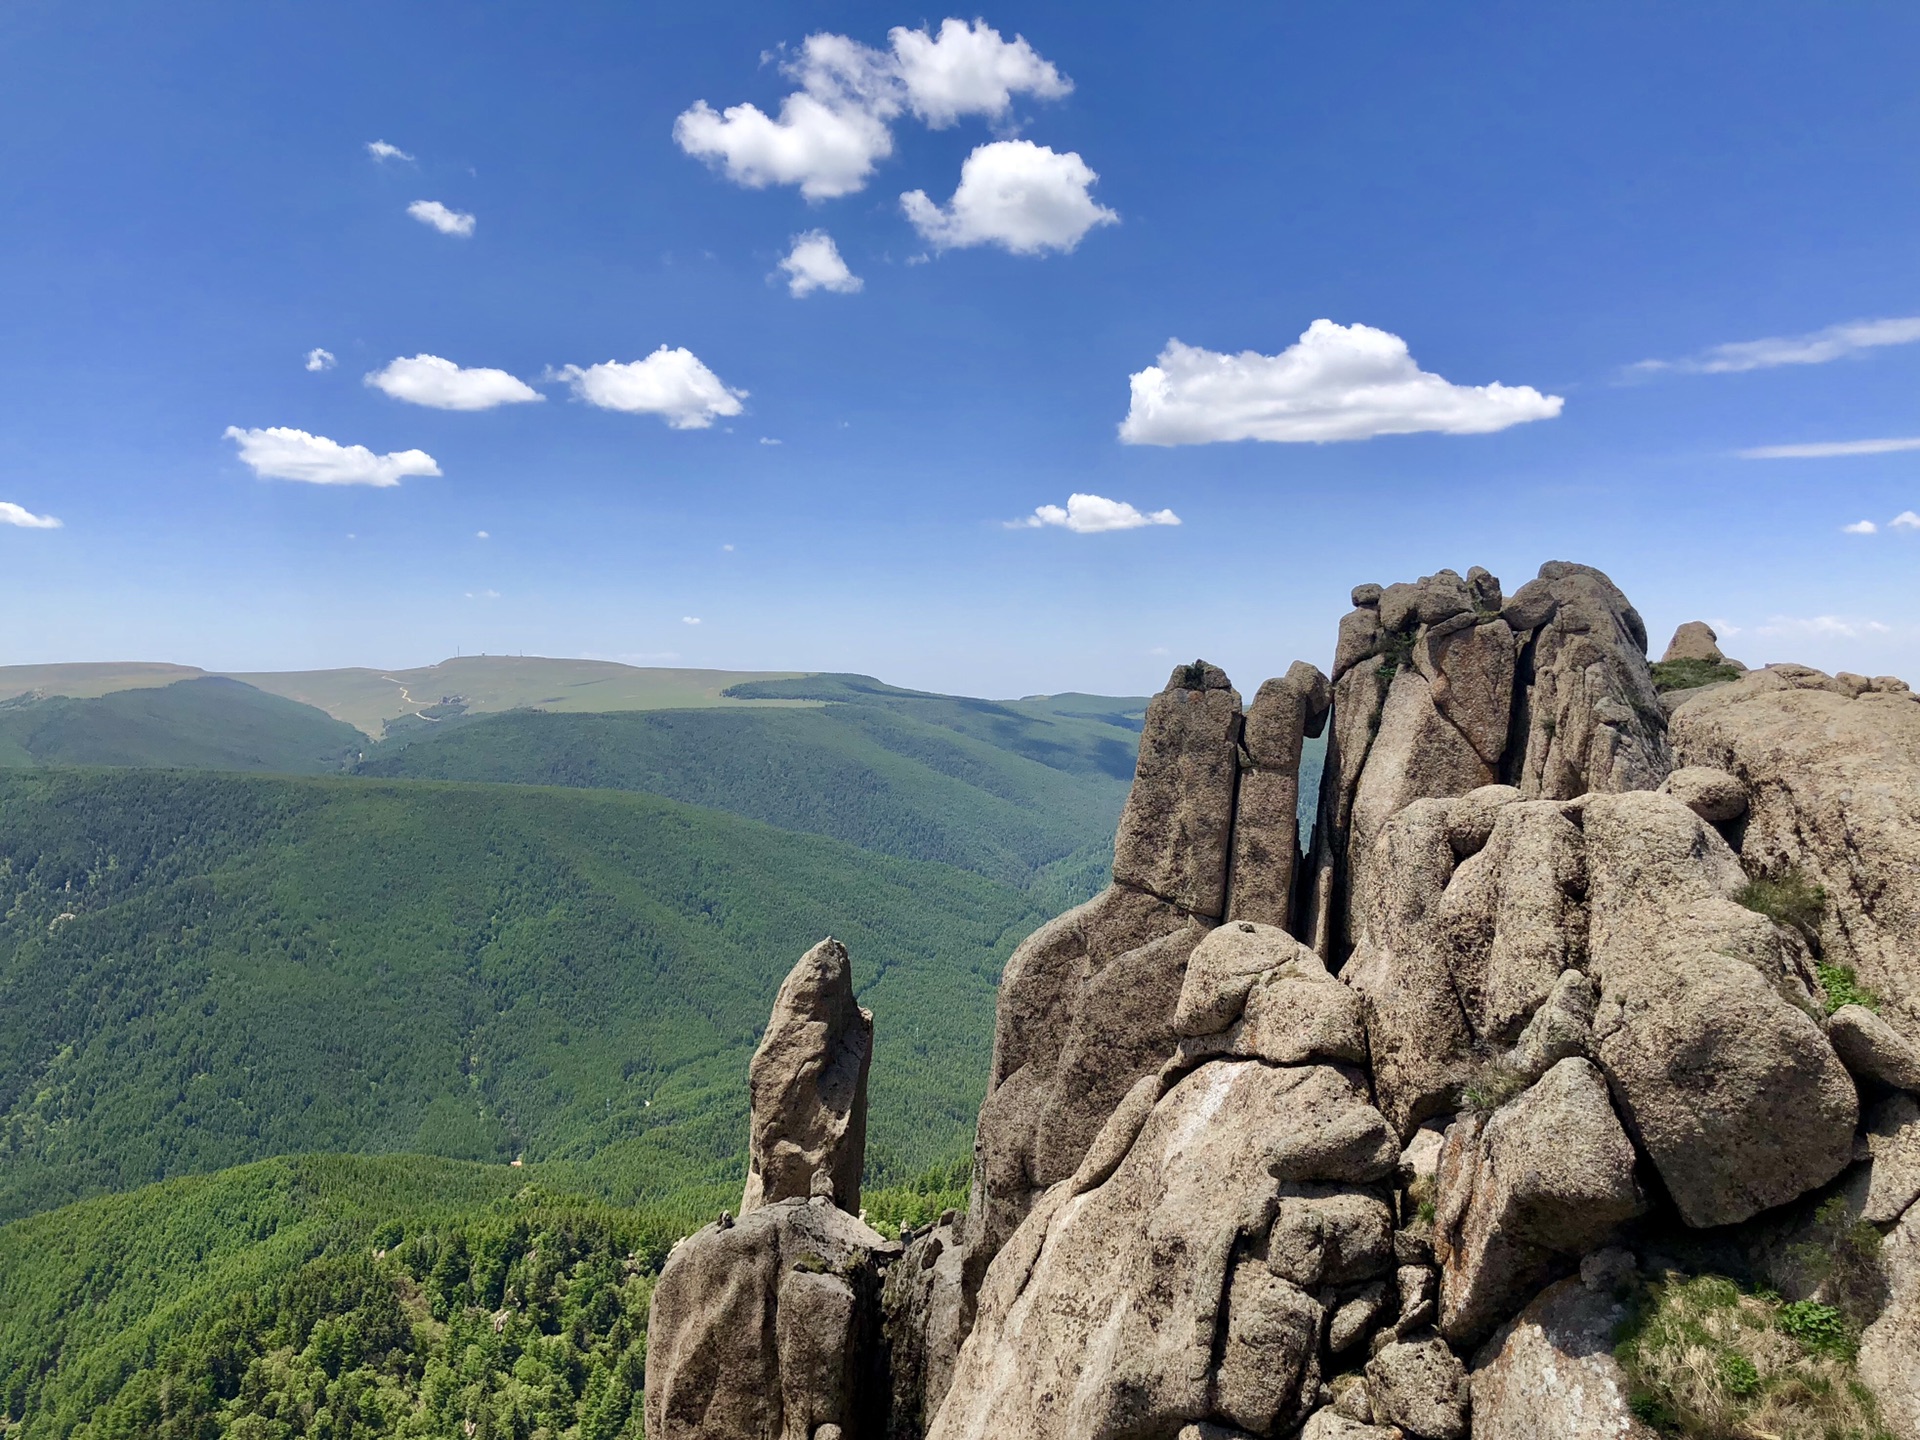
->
left=0, top=678, right=364, bottom=774
left=0, top=768, right=1052, bottom=1222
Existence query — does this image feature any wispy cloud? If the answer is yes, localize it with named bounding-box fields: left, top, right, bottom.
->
left=1740, top=436, right=1920, bottom=459
left=1752, top=615, right=1894, bottom=640
left=367, top=140, right=415, bottom=163
left=0, top=501, right=62, bottom=529
left=1121, top=321, right=1563, bottom=446
left=224, top=426, right=441, bottom=487
left=1012, top=493, right=1181, bottom=533
left=1893, top=511, right=1920, bottom=532
left=407, top=200, right=476, bottom=237
left=1633, top=316, right=1920, bottom=376
left=304, top=347, right=336, bottom=372
left=1843, top=520, right=1878, bottom=535
left=681, top=615, right=702, bottom=625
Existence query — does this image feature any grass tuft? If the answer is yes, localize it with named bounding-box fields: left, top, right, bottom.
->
left=1816, top=962, right=1882, bottom=1016
left=1736, top=867, right=1827, bottom=943
left=1651, top=657, right=1745, bottom=693
left=1615, top=1271, right=1893, bottom=1439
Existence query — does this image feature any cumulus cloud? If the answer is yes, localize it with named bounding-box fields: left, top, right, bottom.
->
left=223, top=425, right=441, bottom=487
left=1013, top=493, right=1181, bottom=533
left=674, top=20, right=1071, bottom=199
left=902, top=140, right=1116, bottom=254
left=407, top=200, right=476, bottom=237
left=0, top=501, right=61, bottom=529
left=779, top=230, right=863, bottom=296
left=1634, top=316, right=1920, bottom=376
left=367, top=140, right=414, bottom=162
left=682, top=615, right=702, bottom=625
left=1894, top=511, right=1920, bottom=532
left=890, top=18, right=1071, bottom=127
left=1740, top=436, right=1920, bottom=459
left=365, top=354, right=542, bottom=411
left=304, top=347, right=336, bottom=372
left=553, top=347, right=747, bottom=429
left=1843, top=520, right=1879, bottom=534
left=1119, top=321, right=1565, bottom=446
left=476, top=530, right=490, bottom=539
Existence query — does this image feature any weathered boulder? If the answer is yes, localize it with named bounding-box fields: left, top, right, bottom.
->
left=1344, top=799, right=1473, bottom=1135
left=1583, top=791, right=1857, bottom=1227
left=1417, top=615, right=1516, bottom=769
left=1366, top=1335, right=1470, bottom=1440
left=1658, top=764, right=1748, bottom=824
left=1433, top=1059, right=1644, bottom=1342
left=1469, top=1276, right=1656, bottom=1439
left=1436, top=799, right=1588, bottom=1049
left=1503, top=969, right=1596, bottom=1083
left=1228, top=661, right=1330, bottom=928
left=1828, top=1003, right=1920, bottom=1092
left=929, top=1060, right=1398, bottom=1440
left=1113, top=661, right=1243, bottom=916
left=1175, top=920, right=1366, bottom=1067
left=1661, top=621, right=1731, bottom=665
left=1505, top=562, right=1671, bottom=799
left=645, top=1197, right=894, bottom=1440
left=1301, top=1412, right=1406, bottom=1439
left=1860, top=1201, right=1920, bottom=1440
left=742, top=938, right=873, bottom=1216
left=881, top=1217, right=967, bottom=1437
left=972, top=883, right=1210, bottom=1277
left=1671, top=667, right=1920, bottom=1041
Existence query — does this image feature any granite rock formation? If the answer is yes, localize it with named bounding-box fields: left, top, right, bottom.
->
left=652, top=561, right=1920, bottom=1440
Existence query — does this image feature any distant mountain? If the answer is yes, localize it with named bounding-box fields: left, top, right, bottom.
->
left=0, top=676, right=363, bottom=773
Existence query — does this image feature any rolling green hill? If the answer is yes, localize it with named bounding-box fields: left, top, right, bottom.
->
left=0, top=767, right=1055, bottom=1223
left=355, top=699, right=1134, bottom=888
left=0, top=677, right=365, bottom=774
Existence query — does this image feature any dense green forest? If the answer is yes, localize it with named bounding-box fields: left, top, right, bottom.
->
left=0, top=768, right=1055, bottom=1222
left=0, top=679, right=365, bottom=774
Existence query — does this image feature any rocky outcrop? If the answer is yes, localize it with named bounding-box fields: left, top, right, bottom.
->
left=1672, top=665, right=1920, bottom=1043
left=1469, top=1273, right=1655, bottom=1439
left=1228, top=662, right=1331, bottom=929
left=931, top=1059, right=1398, bottom=1440
left=661, top=565, right=1919, bottom=1440
left=645, top=1196, right=895, bottom=1440
left=1661, top=620, right=1738, bottom=667
left=743, top=938, right=874, bottom=1216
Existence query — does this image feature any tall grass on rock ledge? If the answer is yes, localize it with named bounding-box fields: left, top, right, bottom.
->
left=1615, top=1271, right=1894, bottom=1440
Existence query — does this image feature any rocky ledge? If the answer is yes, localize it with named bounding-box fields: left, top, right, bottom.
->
left=645, top=562, right=1920, bottom=1440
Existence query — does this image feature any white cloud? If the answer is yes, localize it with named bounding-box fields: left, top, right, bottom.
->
left=554, top=347, right=747, bottom=429
left=407, top=200, right=475, bottom=237
left=223, top=425, right=441, bottom=487
left=1893, top=511, right=1920, bottom=532
left=722, top=543, right=735, bottom=552
left=1634, top=316, right=1920, bottom=376
left=365, top=354, right=542, bottom=410
left=0, top=501, right=61, bottom=529
left=304, top=347, right=336, bottom=372
left=476, top=530, right=490, bottom=539
left=674, top=21, right=1071, bottom=198
left=759, top=437, right=782, bottom=445
left=889, top=19, right=1070, bottom=127
left=1119, top=320, right=1565, bottom=446
left=367, top=140, right=414, bottom=162
left=682, top=615, right=702, bottom=625
left=778, top=230, right=862, bottom=296
left=902, top=140, right=1116, bottom=254
left=466, top=589, right=501, bottom=600
left=1843, top=520, right=1878, bottom=534
left=1740, top=436, right=1920, bottom=459
left=1013, top=493, right=1181, bottom=533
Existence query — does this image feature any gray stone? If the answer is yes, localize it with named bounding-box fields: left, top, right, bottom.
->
left=1268, top=1185, right=1396, bottom=1288
left=1433, top=1059, right=1644, bottom=1342
left=1301, top=1412, right=1406, bottom=1439
left=1112, top=663, right=1243, bottom=916
left=1658, top=765, right=1748, bottom=823
left=1662, top=621, right=1727, bottom=664
left=1860, top=1201, right=1920, bottom=1440
left=1829, top=1004, right=1920, bottom=1092
left=645, top=1197, right=893, bottom=1440
left=742, top=938, right=873, bottom=1216
left=882, top=1218, right=968, bottom=1436
left=1330, top=1281, right=1393, bottom=1353
left=1859, top=1092, right=1920, bottom=1226
left=1228, top=662, right=1331, bottom=928
left=1504, top=970, right=1596, bottom=1082
left=1469, top=1277, right=1657, bottom=1440
left=1176, top=921, right=1367, bottom=1067
left=1366, top=1336, right=1470, bottom=1440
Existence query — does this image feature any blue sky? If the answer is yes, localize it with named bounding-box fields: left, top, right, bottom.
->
left=3, top=1, right=1918, bottom=697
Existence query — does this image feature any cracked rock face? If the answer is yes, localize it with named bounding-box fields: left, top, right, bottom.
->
left=1469, top=1276, right=1656, bottom=1439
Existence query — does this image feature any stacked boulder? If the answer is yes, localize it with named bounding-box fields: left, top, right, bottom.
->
left=647, top=562, right=1920, bottom=1440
